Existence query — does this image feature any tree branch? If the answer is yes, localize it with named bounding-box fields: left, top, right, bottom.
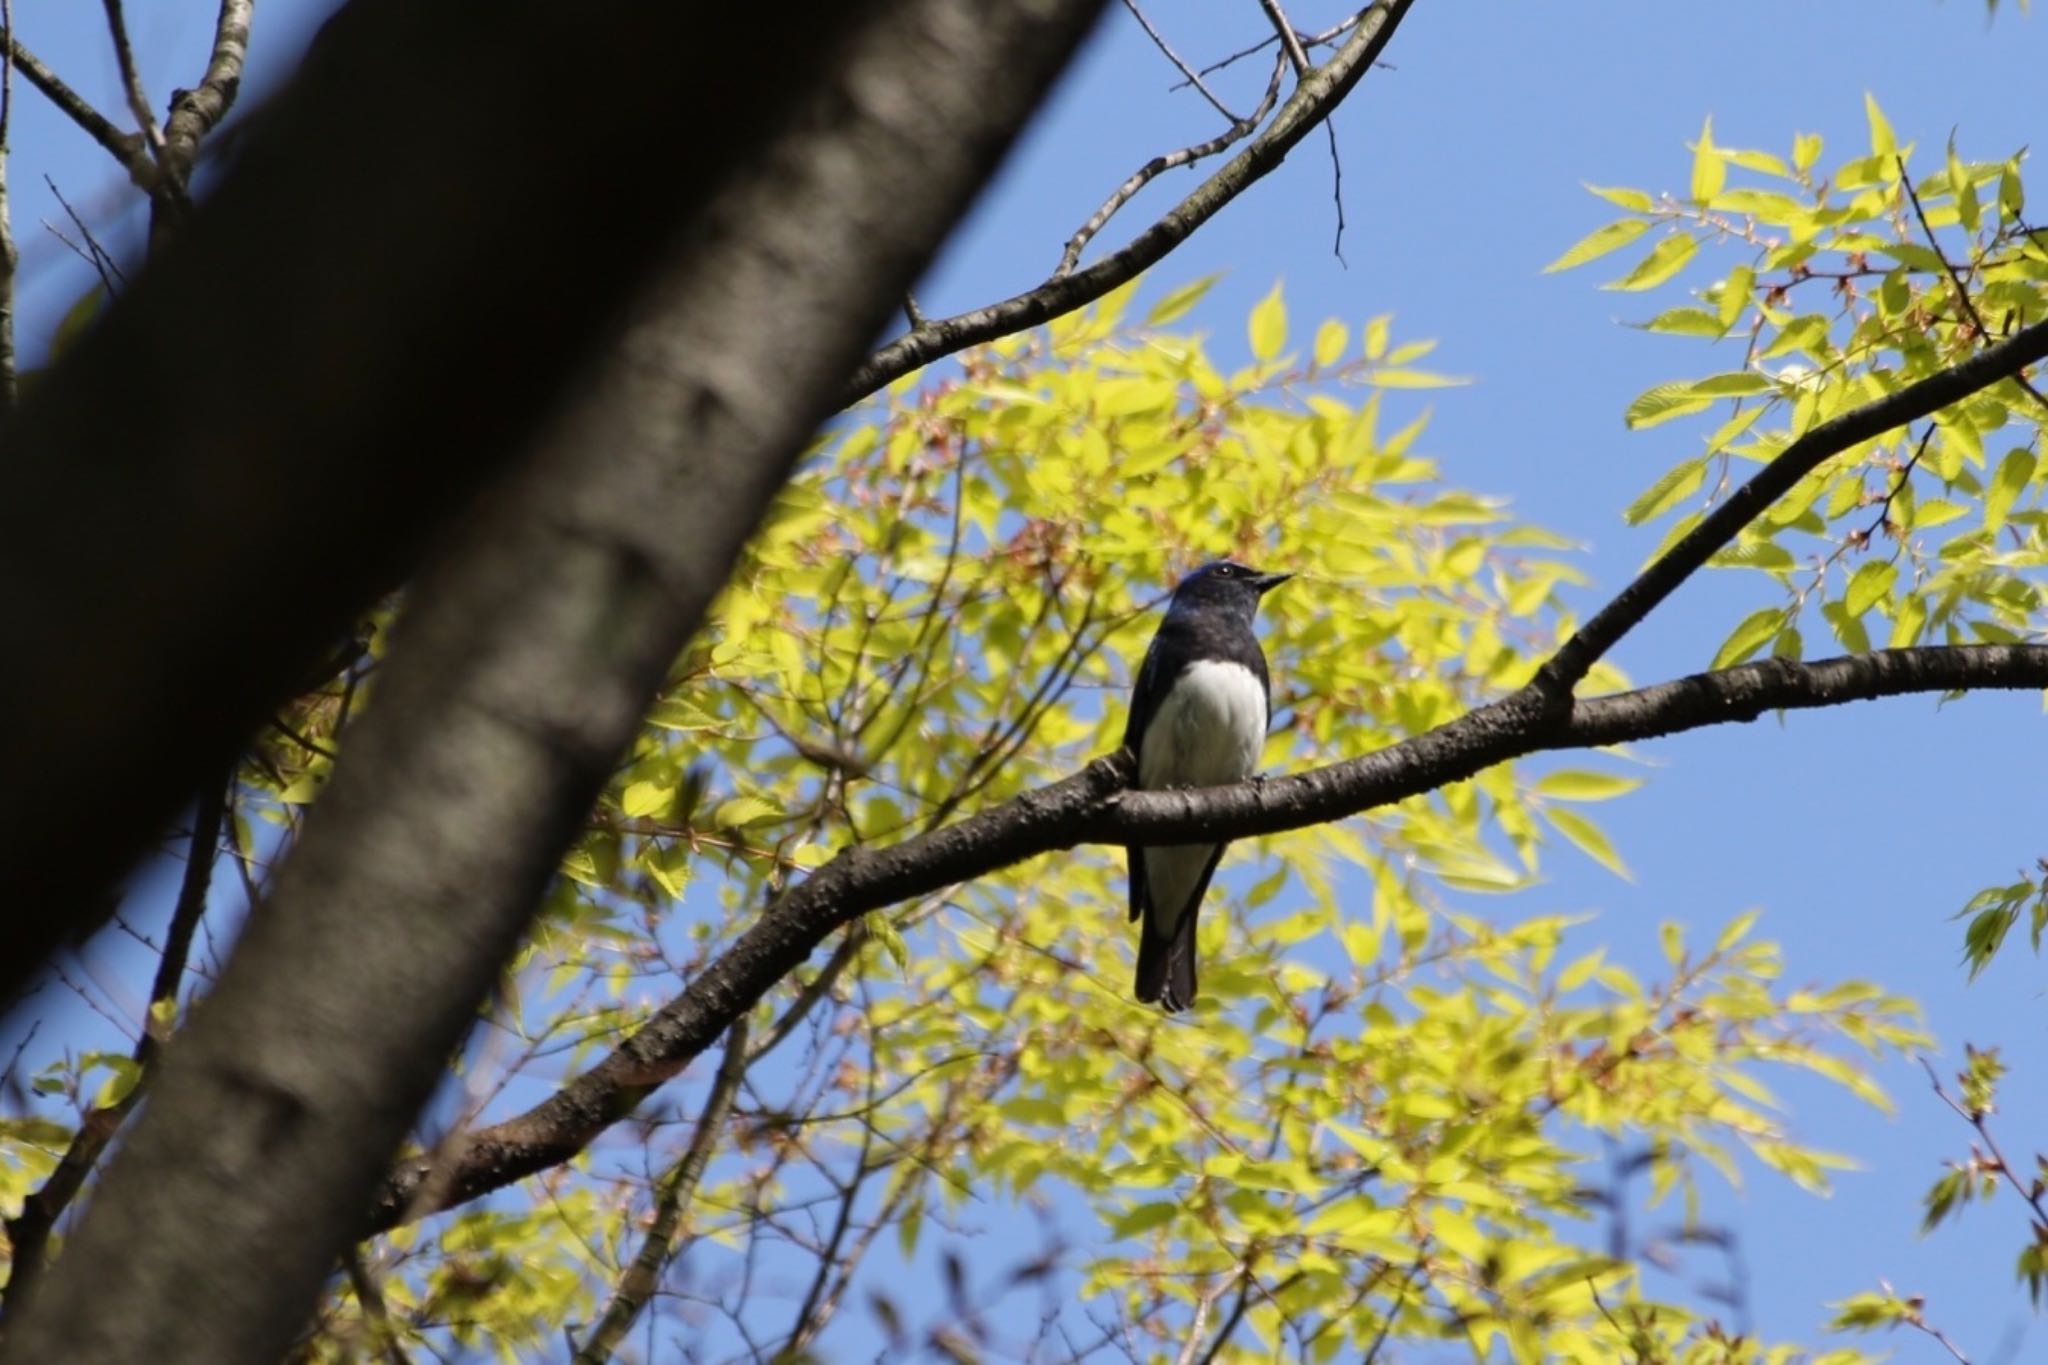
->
left=570, top=1017, right=749, bottom=1365
left=153, top=0, right=253, bottom=244
left=1539, top=313, right=2048, bottom=693
left=1, top=768, right=228, bottom=1314
left=1056, top=50, right=1286, bottom=278
left=841, top=0, right=1414, bottom=405
left=366, top=640, right=2048, bottom=1228
left=1896, top=152, right=2048, bottom=418
left=0, top=26, right=152, bottom=186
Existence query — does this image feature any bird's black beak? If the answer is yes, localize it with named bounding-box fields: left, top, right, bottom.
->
left=1251, top=571, right=1291, bottom=595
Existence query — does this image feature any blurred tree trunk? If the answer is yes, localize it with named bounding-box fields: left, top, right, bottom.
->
left=0, top=0, right=1107, bottom=1360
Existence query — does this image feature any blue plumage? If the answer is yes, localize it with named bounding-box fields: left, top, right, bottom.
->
left=1123, top=561, right=1289, bottom=1011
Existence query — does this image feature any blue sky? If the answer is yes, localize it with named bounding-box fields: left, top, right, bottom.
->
left=6, top=1, right=2047, bottom=1359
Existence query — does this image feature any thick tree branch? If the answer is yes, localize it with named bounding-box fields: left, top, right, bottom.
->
left=0, top=3, right=1111, bottom=1362
left=1540, top=315, right=2048, bottom=693
left=366, top=641, right=2048, bottom=1227
left=841, top=0, right=1414, bottom=405
left=162, top=0, right=253, bottom=185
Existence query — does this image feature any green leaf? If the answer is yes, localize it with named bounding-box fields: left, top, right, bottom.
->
left=1110, top=1202, right=1179, bottom=1239
left=1585, top=183, right=1654, bottom=212
left=1623, top=457, right=1706, bottom=522
left=712, top=796, right=780, bottom=828
left=1534, top=771, right=1643, bottom=802
left=1606, top=234, right=1699, bottom=291
left=1793, top=131, right=1823, bottom=174
left=1146, top=274, right=1219, bottom=325
left=1717, top=264, right=1754, bottom=327
left=1688, top=371, right=1773, bottom=398
left=620, top=779, right=671, bottom=819
left=1690, top=115, right=1725, bottom=201
left=1864, top=92, right=1897, bottom=160
left=1624, top=383, right=1713, bottom=431
left=1313, top=319, right=1349, bottom=368
left=1544, top=807, right=1630, bottom=879
left=1985, top=447, right=2036, bottom=534
left=1711, top=606, right=1788, bottom=670
left=1642, top=307, right=1725, bottom=337
left=1843, top=560, right=1896, bottom=618
left=1248, top=282, right=1287, bottom=362
left=864, top=912, right=910, bottom=976
left=1543, top=218, right=1651, bottom=273
left=1714, top=910, right=1760, bottom=953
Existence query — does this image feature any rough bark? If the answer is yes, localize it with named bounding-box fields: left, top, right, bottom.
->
left=0, top=1, right=1108, bottom=1362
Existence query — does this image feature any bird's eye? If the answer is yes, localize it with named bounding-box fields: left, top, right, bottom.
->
left=1217, top=564, right=1235, bottom=576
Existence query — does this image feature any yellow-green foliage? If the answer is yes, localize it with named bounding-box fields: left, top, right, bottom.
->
left=301, top=276, right=1918, bottom=1362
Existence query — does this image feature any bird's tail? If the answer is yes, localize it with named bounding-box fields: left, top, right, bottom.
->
left=1134, top=910, right=1198, bottom=1014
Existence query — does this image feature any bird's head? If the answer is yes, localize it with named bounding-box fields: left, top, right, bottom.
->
left=1167, top=560, right=1291, bottom=618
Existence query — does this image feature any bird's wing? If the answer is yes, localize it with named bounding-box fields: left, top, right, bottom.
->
left=1124, top=629, right=1177, bottom=924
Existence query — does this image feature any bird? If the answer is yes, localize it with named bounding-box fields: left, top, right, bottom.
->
left=1123, top=560, right=1289, bottom=1012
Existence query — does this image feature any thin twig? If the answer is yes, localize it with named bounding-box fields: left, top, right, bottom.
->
left=1921, top=1057, right=2048, bottom=1224
left=99, top=0, right=164, bottom=161
left=0, top=0, right=17, bottom=413
left=1122, top=0, right=1241, bottom=122
left=42, top=174, right=126, bottom=295
left=1324, top=118, right=1347, bottom=263
left=344, top=1248, right=414, bottom=1365
left=1896, top=152, right=2048, bottom=416
left=1254, top=2, right=1346, bottom=263
left=1056, top=50, right=1287, bottom=277
left=847, top=0, right=1414, bottom=402
left=1255, top=0, right=1312, bottom=73
left=1175, top=1267, right=1243, bottom=1365
left=572, top=1017, right=750, bottom=1364
left=0, top=768, right=228, bottom=1313
left=0, top=26, right=152, bottom=184
left=1362, top=1250, right=1427, bottom=1362
left=1176, top=8, right=1369, bottom=87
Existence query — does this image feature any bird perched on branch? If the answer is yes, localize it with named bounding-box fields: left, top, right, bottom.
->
left=1124, top=560, right=1289, bottom=1012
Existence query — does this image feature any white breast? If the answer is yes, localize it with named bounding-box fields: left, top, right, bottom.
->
left=1138, top=659, right=1267, bottom=791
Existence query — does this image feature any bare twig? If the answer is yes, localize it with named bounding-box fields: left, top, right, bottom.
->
left=1175, top=1267, right=1242, bottom=1365
left=1123, top=0, right=1241, bottom=123
left=1056, top=50, right=1286, bottom=277
left=0, top=26, right=152, bottom=184
left=1256, top=0, right=1312, bottom=73
left=1175, top=9, right=1369, bottom=87
left=0, top=0, right=17, bottom=413
left=1921, top=1057, right=2048, bottom=1224
left=1897, top=153, right=2048, bottom=417
left=343, top=1248, right=413, bottom=1365
left=571, top=1017, right=750, bottom=1365
left=1363, top=1250, right=1428, bottom=1363
left=0, top=769, right=227, bottom=1314
left=847, top=0, right=1415, bottom=402
left=99, top=0, right=164, bottom=162
left=42, top=174, right=126, bottom=295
